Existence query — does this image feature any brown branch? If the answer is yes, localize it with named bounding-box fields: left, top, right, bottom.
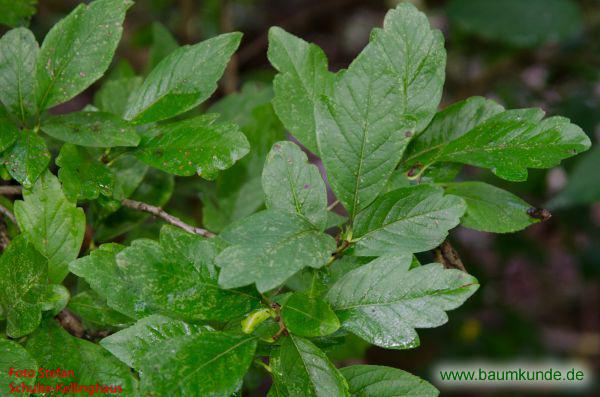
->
left=0, top=203, right=18, bottom=229
left=434, top=240, right=467, bottom=272
left=121, top=198, right=216, bottom=238
left=0, top=185, right=23, bottom=195
left=56, top=309, right=85, bottom=338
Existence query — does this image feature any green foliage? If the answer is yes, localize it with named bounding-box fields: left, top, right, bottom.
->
left=0, top=1, right=591, bottom=396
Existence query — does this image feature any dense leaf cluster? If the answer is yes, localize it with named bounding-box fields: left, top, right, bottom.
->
left=0, top=1, right=590, bottom=396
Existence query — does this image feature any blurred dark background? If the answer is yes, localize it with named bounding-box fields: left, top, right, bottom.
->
left=6, top=0, right=599, bottom=395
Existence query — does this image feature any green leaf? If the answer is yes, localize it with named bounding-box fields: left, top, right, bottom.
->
left=216, top=210, right=336, bottom=292
left=68, top=290, right=133, bottom=330
left=134, top=114, right=249, bottom=179
left=0, top=0, right=37, bottom=27
left=2, top=130, right=50, bottom=188
left=0, top=236, right=47, bottom=338
left=268, top=27, right=334, bottom=153
left=42, top=111, right=140, bottom=147
left=270, top=335, right=350, bottom=396
left=202, top=99, right=285, bottom=232
left=36, top=0, right=133, bottom=110
left=0, top=28, right=38, bottom=120
left=0, top=108, right=18, bottom=152
left=0, top=339, right=37, bottom=396
left=113, top=225, right=259, bottom=321
left=340, top=365, right=439, bottom=397
left=281, top=292, right=340, bottom=337
left=548, top=147, right=600, bottom=209
left=69, top=243, right=141, bottom=317
left=148, top=22, right=179, bottom=71
left=447, top=0, right=582, bottom=48
left=209, top=82, right=273, bottom=126
left=263, top=141, right=328, bottom=229
left=93, top=76, right=143, bottom=117
left=100, top=314, right=209, bottom=369
left=431, top=109, right=591, bottom=182
left=316, top=3, right=446, bottom=218
left=124, top=32, right=242, bottom=124
left=26, top=319, right=139, bottom=395
left=138, top=331, right=257, bottom=397
left=353, top=185, right=465, bottom=256
left=14, top=171, right=86, bottom=282
left=443, top=181, right=539, bottom=233
left=402, top=97, right=504, bottom=175
left=39, top=284, right=70, bottom=315
left=56, top=143, right=115, bottom=201
left=326, top=254, right=478, bottom=349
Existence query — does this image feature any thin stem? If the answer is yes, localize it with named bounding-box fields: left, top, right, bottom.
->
left=121, top=198, right=216, bottom=238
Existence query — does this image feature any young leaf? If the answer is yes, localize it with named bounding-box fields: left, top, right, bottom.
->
left=68, top=290, right=133, bottom=330
left=0, top=339, right=37, bottom=394
left=14, top=171, right=86, bottom=282
left=113, top=225, right=259, bottom=321
left=35, top=0, right=133, bottom=110
left=2, top=130, right=50, bottom=188
left=270, top=335, right=350, bottom=396
left=0, top=108, right=18, bottom=152
left=0, top=236, right=47, bottom=338
left=444, top=181, right=539, bottom=233
left=326, top=254, right=478, bottom=349
left=56, top=143, right=115, bottom=201
left=353, top=184, right=465, bottom=256
left=134, top=115, right=249, bottom=179
left=100, top=314, right=210, bottom=369
left=124, top=32, right=242, bottom=124
left=42, top=111, right=140, bottom=147
left=548, top=147, right=600, bottom=209
left=216, top=209, right=336, bottom=292
left=26, top=319, right=139, bottom=394
left=263, top=141, right=328, bottom=229
left=316, top=3, right=446, bottom=218
left=0, top=28, right=38, bottom=120
left=433, top=109, right=591, bottom=181
left=138, top=331, right=257, bottom=397
left=340, top=365, right=439, bottom=397
left=402, top=96, right=504, bottom=173
left=0, top=0, right=37, bottom=27
left=281, top=292, right=340, bottom=337
left=268, top=27, right=334, bottom=153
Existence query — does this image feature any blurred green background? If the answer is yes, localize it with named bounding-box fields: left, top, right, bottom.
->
left=3, top=0, right=598, bottom=395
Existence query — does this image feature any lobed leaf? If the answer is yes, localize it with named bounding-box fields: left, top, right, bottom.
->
left=327, top=254, right=478, bottom=349
left=124, top=32, right=242, bottom=124
left=268, top=27, right=334, bottom=153
left=216, top=209, right=336, bottom=293
left=36, top=0, right=133, bottom=110
left=316, top=3, right=446, bottom=218
left=263, top=141, right=328, bottom=230
left=14, top=171, right=85, bottom=282
left=353, top=184, right=465, bottom=256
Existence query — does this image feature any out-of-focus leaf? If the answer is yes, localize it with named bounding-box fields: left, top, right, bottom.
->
left=447, top=0, right=582, bottom=47
left=148, top=22, right=178, bottom=71
left=0, top=0, right=37, bottom=27
left=94, top=76, right=143, bottom=117
left=548, top=147, right=600, bottom=208
left=68, top=290, right=133, bottom=331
